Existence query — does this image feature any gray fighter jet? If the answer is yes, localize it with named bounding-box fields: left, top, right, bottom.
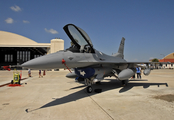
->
left=21, top=24, right=151, bottom=93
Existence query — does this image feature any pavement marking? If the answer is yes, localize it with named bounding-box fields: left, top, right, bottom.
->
left=87, top=94, right=114, bottom=120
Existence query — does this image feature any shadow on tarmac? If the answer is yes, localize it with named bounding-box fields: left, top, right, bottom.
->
left=28, top=79, right=168, bottom=112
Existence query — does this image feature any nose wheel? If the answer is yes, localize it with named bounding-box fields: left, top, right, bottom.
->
left=86, top=86, right=93, bottom=93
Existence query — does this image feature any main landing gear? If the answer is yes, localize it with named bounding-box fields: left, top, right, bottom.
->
left=121, top=80, right=128, bottom=87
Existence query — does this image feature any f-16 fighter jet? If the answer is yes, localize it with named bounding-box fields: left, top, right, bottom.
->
left=21, top=24, right=151, bottom=93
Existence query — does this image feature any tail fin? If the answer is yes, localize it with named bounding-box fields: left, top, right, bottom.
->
left=113, top=37, right=125, bottom=59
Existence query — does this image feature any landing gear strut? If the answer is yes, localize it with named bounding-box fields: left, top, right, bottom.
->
left=121, top=80, right=128, bottom=87
left=85, top=78, right=92, bottom=86
left=85, top=78, right=93, bottom=93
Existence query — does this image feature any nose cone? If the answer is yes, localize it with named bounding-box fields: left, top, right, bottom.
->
left=21, top=52, right=64, bottom=69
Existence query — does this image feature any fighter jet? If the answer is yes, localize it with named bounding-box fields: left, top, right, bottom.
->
left=21, top=24, right=151, bottom=93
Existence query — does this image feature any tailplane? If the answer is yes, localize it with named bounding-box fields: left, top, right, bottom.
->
left=113, top=37, right=125, bottom=59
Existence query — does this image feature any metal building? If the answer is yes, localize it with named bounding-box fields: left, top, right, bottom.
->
left=0, top=31, right=64, bottom=67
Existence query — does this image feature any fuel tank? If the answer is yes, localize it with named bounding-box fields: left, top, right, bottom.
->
left=143, top=68, right=151, bottom=75
left=118, top=68, right=136, bottom=80
left=66, top=71, right=78, bottom=78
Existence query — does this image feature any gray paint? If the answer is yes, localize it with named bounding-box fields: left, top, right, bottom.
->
left=21, top=24, right=151, bottom=82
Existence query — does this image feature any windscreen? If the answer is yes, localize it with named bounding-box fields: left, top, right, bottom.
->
left=77, top=27, right=93, bottom=47
left=64, top=24, right=95, bottom=53
left=68, top=25, right=88, bottom=46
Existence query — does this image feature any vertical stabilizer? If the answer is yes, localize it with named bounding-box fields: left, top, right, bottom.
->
left=113, top=37, right=125, bottom=59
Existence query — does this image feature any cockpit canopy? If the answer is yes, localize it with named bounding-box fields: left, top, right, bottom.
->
left=63, top=24, right=95, bottom=53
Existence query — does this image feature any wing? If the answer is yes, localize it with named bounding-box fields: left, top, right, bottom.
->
left=83, top=61, right=170, bottom=69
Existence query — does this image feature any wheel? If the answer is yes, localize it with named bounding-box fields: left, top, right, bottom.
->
left=18, top=80, right=20, bottom=85
left=87, top=86, right=93, bottom=93
left=121, top=80, right=128, bottom=87
left=11, top=80, right=13, bottom=84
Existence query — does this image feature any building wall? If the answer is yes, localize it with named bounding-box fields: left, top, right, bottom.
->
left=158, top=52, right=174, bottom=69
left=50, top=39, right=64, bottom=53
left=161, top=64, right=174, bottom=69
left=0, top=31, right=64, bottom=67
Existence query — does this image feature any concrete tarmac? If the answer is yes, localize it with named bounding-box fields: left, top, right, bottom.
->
left=0, top=69, right=174, bottom=120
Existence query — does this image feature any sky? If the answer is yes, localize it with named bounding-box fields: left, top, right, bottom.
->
left=0, top=0, right=174, bottom=62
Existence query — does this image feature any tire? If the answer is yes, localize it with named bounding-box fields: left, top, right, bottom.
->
left=121, top=80, right=129, bottom=87
left=87, top=86, right=93, bottom=93
left=11, top=80, right=13, bottom=84
left=18, top=80, right=20, bottom=85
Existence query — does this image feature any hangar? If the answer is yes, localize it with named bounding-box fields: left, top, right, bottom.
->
left=0, top=31, right=64, bottom=67
left=159, top=53, right=174, bottom=69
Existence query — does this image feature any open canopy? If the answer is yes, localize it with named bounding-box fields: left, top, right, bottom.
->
left=63, top=24, right=95, bottom=53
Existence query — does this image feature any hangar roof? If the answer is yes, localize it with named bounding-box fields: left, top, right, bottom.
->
left=159, top=52, right=174, bottom=63
left=0, top=31, right=50, bottom=47
left=164, top=53, right=174, bottom=59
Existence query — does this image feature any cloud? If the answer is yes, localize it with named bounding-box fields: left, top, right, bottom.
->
left=5, top=18, right=14, bottom=24
left=23, top=20, right=30, bottom=23
left=10, top=5, right=21, bottom=12
left=44, top=28, right=58, bottom=34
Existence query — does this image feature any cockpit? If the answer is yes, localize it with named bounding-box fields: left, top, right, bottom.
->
left=63, top=24, right=95, bottom=53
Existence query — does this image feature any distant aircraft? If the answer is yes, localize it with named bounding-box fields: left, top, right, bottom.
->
left=21, top=24, right=152, bottom=93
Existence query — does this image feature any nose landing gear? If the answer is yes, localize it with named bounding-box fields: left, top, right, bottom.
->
left=85, top=78, right=93, bottom=93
